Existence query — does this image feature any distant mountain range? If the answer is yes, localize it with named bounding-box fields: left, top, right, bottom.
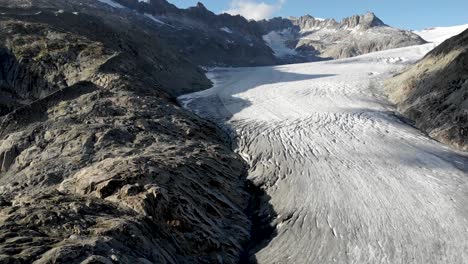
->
left=260, top=13, right=426, bottom=62
left=97, top=0, right=426, bottom=65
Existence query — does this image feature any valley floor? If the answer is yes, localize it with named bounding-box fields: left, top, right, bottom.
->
left=179, top=43, right=468, bottom=264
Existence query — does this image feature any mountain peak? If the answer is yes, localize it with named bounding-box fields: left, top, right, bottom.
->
left=195, top=2, right=207, bottom=10
left=362, top=12, right=385, bottom=27
left=340, top=12, right=386, bottom=29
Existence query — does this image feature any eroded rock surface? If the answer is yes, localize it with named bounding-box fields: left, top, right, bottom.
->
left=0, top=3, right=251, bottom=263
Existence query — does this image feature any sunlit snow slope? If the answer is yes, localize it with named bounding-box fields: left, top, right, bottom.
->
left=414, top=24, right=468, bottom=43
left=179, top=43, right=468, bottom=263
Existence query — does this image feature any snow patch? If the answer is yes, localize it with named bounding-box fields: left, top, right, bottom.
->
left=220, top=27, right=233, bottom=34
left=144, top=13, right=165, bottom=25
left=263, top=29, right=297, bottom=58
left=143, top=14, right=176, bottom=29
left=96, top=0, right=125, bottom=9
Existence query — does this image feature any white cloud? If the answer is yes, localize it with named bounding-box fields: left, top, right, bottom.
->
left=224, top=0, right=285, bottom=21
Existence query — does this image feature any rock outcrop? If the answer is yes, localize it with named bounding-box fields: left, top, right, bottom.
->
left=386, top=29, right=468, bottom=151
left=0, top=2, right=252, bottom=263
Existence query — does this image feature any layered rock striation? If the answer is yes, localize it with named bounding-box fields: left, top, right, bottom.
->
left=0, top=2, right=253, bottom=263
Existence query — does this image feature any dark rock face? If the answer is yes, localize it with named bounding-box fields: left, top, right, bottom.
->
left=110, top=0, right=278, bottom=66
left=0, top=2, right=252, bottom=263
left=257, top=17, right=296, bottom=33
left=386, top=29, right=468, bottom=151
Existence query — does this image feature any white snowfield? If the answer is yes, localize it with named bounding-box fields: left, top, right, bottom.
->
left=414, top=24, right=468, bottom=43
left=179, top=39, right=468, bottom=263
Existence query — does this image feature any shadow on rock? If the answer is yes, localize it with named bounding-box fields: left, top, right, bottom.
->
left=240, top=180, right=278, bottom=264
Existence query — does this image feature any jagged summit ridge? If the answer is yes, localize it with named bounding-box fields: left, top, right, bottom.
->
left=289, top=12, right=386, bottom=32
left=260, top=11, right=425, bottom=61
left=340, top=12, right=385, bottom=29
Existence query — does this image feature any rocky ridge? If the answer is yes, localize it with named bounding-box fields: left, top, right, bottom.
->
left=0, top=2, right=254, bottom=263
left=386, top=29, right=468, bottom=151
left=260, top=12, right=426, bottom=61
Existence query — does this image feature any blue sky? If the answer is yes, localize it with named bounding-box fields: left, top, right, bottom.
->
left=169, top=0, right=468, bottom=30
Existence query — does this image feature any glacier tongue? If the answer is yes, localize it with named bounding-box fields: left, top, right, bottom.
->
left=179, top=43, right=468, bottom=263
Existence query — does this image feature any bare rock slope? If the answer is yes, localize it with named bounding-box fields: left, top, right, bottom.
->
left=0, top=2, right=252, bottom=263
left=386, top=29, right=468, bottom=151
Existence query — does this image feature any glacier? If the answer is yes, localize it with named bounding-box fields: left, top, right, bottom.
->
left=179, top=31, right=468, bottom=264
